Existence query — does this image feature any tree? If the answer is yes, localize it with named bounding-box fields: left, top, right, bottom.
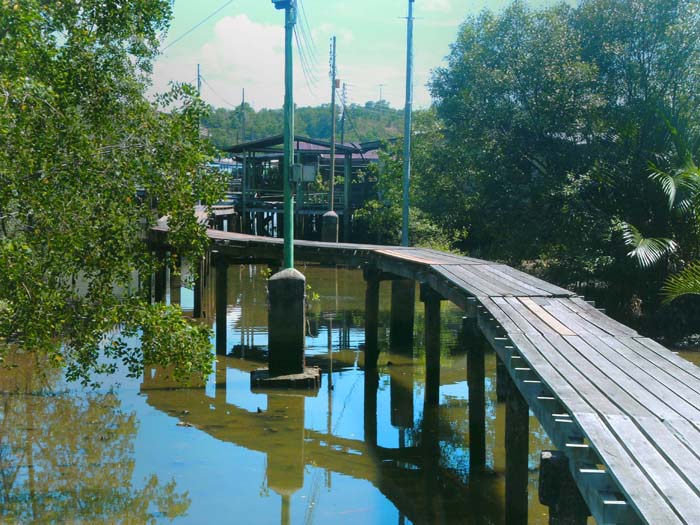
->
left=428, top=0, right=700, bottom=324
left=0, top=1, right=224, bottom=384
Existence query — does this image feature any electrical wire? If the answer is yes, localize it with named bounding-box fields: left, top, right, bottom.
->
left=200, top=75, right=239, bottom=108
left=160, top=0, right=235, bottom=52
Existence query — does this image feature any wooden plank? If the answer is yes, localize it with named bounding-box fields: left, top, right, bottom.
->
left=519, top=297, right=576, bottom=336
left=543, top=334, right=652, bottom=418
left=633, top=337, right=700, bottom=383
left=432, top=265, right=493, bottom=298
left=448, top=265, right=530, bottom=297
left=576, top=412, right=684, bottom=525
left=479, top=297, right=523, bottom=335
left=597, top=336, right=700, bottom=415
left=374, top=248, right=447, bottom=266
left=569, top=335, right=700, bottom=423
left=541, top=299, right=612, bottom=339
left=605, top=414, right=700, bottom=522
left=567, top=298, right=638, bottom=337
left=497, top=265, right=574, bottom=297
left=632, top=415, right=700, bottom=496
left=478, top=264, right=554, bottom=296
left=500, top=297, right=559, bottom=336
left=465, top=265, right=538, bottom=296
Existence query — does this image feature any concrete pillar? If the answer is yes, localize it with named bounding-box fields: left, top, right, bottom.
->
left=390, top=279, right=415, bottom=353
left=266, top=394, right=305, bottom=496
left=215, top=256, right=228, bottom=356
left=363, top=267, right=380, bottom=369
left=421, top=284, right=441, bottom=406
left=465, top=317, right=486, bottom=476
left=267, top=268, right=306, bottom=377
left=539, top=451, right=590, bottom=525
left=505, top=368, right=529, bottom=525
left=321, top=210, right=339, bottom=243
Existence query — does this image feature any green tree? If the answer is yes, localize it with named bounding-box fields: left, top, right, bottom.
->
left=0, top=1, right=224, bottom=384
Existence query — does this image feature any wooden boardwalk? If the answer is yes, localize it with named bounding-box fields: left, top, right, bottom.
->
left=163, top=227, right=700, bottom=524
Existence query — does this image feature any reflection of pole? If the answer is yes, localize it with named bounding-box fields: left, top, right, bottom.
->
left=281, top=494, right=290, bottom=525
left=401, top=0, right=415, bottom=247
left=329, top=36, right=337, bottom=212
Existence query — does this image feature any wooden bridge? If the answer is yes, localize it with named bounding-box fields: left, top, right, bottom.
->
left=153, top=225, right=700, bottom=525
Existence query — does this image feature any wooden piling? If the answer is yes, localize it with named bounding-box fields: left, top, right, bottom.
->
left=363, top=267, right=380, bottom=369
left=505, top=369, right=529, bottom=525
left=153, top=252, right=167, bottom=303
left=421, top=284, right=441, bottom=406
left=390, top=279, right=415, bottom=353
left=215, top=255, right=228, bottom=356
left=464, top=317, right=486, bottom=475
left=496, top=354, right=507, bottom=402
left=193, top=258, right=202, bottom=318
left=364, top=368, right=379, bottom=447
left=539, top=450, right=590, bottom=525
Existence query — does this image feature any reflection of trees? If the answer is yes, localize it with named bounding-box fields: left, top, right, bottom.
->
left=0, top=391, right=190, bottom=523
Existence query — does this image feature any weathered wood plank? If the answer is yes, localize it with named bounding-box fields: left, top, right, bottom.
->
left=519, top=297, right=577, bottom=336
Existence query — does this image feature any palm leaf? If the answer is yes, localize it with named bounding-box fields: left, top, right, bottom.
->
left=661, top=262, right=700, bottom=304
left=621, top=222, right=678, bottom=268
left=649, top=166, right=681, bottom=209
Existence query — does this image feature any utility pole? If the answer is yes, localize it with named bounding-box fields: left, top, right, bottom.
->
left=240, top=88, right=246, bottom=142
left=329, top=36, right=337, bottom=212
left=378, top=83, right=384, bottom=103
left=401, top=0, right=414, bottom=247
left=340, top=82, right=347, bottom=145
left=197, top=63, right=202, bottom=96
left=322, top=35, right=339, bottom=242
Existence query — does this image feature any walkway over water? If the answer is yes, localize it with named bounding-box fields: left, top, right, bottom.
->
left=154, top=226, right=700, bottom=524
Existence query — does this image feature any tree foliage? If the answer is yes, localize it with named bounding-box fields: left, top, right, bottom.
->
left=425, top=0, right=700, bottom=329
left=0, top=0, right=224, bottom=383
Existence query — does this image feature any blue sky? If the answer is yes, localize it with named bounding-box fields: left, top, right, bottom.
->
left=152, top=0, right=563, bottom=110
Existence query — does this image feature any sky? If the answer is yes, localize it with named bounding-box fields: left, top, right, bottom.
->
left=152, top=0, right=561, bottom=111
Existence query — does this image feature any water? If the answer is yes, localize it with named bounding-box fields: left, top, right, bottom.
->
left=2, top=263, right=606, bottom=524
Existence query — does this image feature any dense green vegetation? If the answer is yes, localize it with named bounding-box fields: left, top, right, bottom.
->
left=0, top=0, right=223, bottom=383
left=354, top=0, right=700, bottom=338
left=203, top=100, right=403, bottom=149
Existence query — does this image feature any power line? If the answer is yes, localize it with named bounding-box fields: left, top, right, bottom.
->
left=200, top=75, right=239, bottom=108
left=161, top=0, right=234, bottom=52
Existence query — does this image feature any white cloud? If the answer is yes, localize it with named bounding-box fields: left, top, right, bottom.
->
left=423, top=0, right=452, bottom=12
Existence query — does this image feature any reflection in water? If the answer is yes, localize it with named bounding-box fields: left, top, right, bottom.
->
left=0, top=358, right=190, bottom=524
left=141, top=262, right=557, bottom=524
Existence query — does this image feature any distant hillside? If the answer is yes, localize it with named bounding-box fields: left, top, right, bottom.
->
left=203, top=101, right=404, bottom=150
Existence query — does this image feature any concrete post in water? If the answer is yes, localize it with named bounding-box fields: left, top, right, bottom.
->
left=268, top=268, right=305, bottom=376
left=390, top=279, right=415, bottom=353
left=464, top=316, right=486, bottom=476
left=505, top=367, right=529, bottom=525
left=363, top=266, right=380, bottom=369
left=215, top=254, right=228, bottom=356
left=539, top=450, right=590, bottom=525
left=421, top=283, right=442, bottom=406
left=321, top=210, right=339, bottom=243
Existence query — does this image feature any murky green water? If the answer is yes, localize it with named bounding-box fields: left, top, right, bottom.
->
left=12, top=262, right=683, bottom=523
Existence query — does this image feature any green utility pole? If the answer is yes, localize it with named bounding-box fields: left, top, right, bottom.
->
left=401, top=0, right=414, bottom=247
left=329, top=36, right=337, bottom=212
left=274, top=0, right=296, bottom=268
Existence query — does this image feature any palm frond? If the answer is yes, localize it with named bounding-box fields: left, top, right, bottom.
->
left=661, top=262, right=700, bottom=304
left=649, top=166, right=681, bottom=209
left=621, top=222, right=678, bottom=268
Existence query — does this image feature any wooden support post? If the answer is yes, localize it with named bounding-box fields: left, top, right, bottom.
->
left=505, top=369, right=529, bottom=525
left=193, top=258, right=202, bottom=318
left=215, top=255, right=228, bottom=356
left=364, top=267, right=380, bottom=369
left=364, top=368, right=379, bottom=447
left=464, top=317, right=486, bottom=475
left=539, top=451, right=590, bottom=525
left=153, top=252, right=167, bottom=303
left=421, top=284, right=441, bottom=406
left=390, top=279, right=415, bottom=354
left=496, top=354, right=508, bottom=402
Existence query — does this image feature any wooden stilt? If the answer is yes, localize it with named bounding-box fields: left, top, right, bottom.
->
left=496, top=354, right=508, bottom=402
left=421, top=284, right=441, bottom=406
left=390, top=279, right=415, bottom=353
left=364, top=368, right=379, bottom=447
left=465, top=317, right=486, bottom=475
left=215, top=255, right=228, bottom=356
left=539, top=451, right=590, bottom=525
left=505, top=369, right=529, bottom=525
left=364, top=267, right=380, bottom=369
left=193, top=258, right=202, bottom=318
